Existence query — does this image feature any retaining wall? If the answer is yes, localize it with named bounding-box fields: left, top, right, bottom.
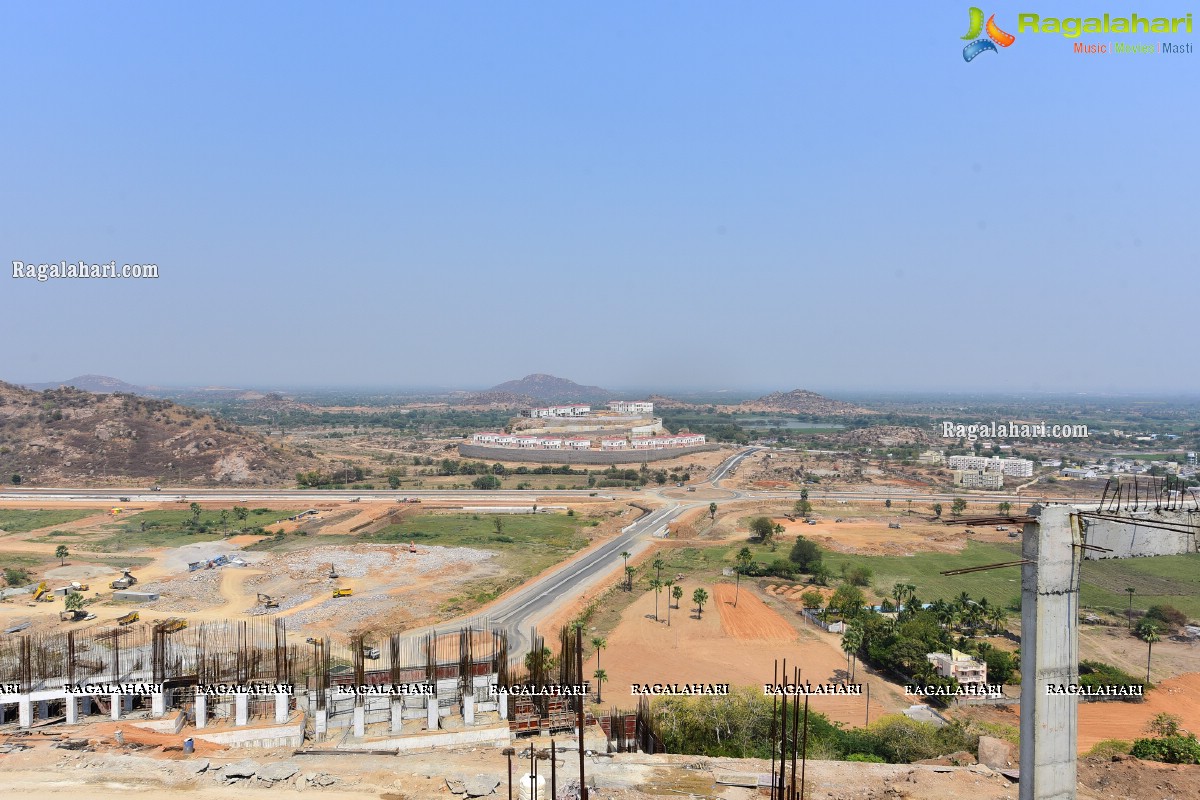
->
left=457, top=443, right=720, bottom=465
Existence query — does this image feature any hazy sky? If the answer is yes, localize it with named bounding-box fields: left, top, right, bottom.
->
left=3, top=2, right=1197, bottom=394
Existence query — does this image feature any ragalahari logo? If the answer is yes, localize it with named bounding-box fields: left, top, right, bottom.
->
left=962, top=7, right=1016, bottom=61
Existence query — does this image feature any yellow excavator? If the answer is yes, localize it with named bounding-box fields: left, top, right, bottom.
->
left=32, top=582, right=50, bottom=602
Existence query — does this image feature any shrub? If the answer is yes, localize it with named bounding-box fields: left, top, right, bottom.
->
left=788, top=535, right=823, bottom=571
left=1145, top=604, right=1188, bottom=630
left=4, top=567, right=31, bottom=586
left=846, top=753, right=886, bottom=763
left=1130, top=733, right=1200, bottom=764
left=848, top=566, right=873, bottom=587
left=1087, top=739, right=1132, bottom=759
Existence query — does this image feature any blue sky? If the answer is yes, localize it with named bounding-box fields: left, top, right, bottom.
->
left=2, top=2, right=1197, bottom=393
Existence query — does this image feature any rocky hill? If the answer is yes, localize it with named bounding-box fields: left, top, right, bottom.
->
left=22, top=374, right=146, bottom=394
left=483, top=374, right=614, bottom=404
left=735, top=389, right=870, bottom=416
left=0, top=381, right=315, bottom=486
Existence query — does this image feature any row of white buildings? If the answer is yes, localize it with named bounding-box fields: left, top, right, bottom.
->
left=470, top=432, right=704, bottom=451
left=947, top=455, right=1034, bottom=477
left=520, top=401, right=655, bottom=419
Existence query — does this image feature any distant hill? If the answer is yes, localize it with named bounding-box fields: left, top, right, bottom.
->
left=23, top=374, right=146, bottom=394
left=0, top=381, right=315, bottom=486
left=484, top=374, right=614, bottom=404
left=735, top=389, right=869, bottom=416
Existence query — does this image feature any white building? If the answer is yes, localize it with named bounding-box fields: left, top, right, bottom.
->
left=522, top=405, right=591, bottom=418
left=514, top=436, right=540, bottom=449
left=607, top=401, right=654, bottom=415
left=954, top=470, right=1004, bottom=490
left=601, top=438, right=628, bottom=450
left=566, top=438, right=591, bottom=450
left=918, top=450, right=945, bottom=466
left=927, top=649, right=988, bottom=686
left=947, top=455, right=1034, bottom=477
left=538, top=438, right=563, bottom=450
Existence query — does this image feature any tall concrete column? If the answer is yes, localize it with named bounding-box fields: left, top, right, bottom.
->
left=152, top=692, right=166, bottom=718
left=1019, top=504, right=1082, bottom=800
left=194, top=693, right=208, bottom=729
left=275, top=691, right=289, bottom=724
left=426, top=693, right=439, bottom=730
left=65, top=696, right=79, bottom=724
left=110, top=693, right=122, bottom=721
left=18, top=697, right=33, bottom=728
left=235, top=693, right=249, bottom=726
left=498, top=691, right=508, bottom=719
left=390, top=698, right=404, bottom=734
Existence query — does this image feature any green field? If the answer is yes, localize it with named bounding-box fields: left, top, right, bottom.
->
left=0, top=509, right=100, bottom=533
left=687, top=538, right=1200, bottom=618
left=90, top=507, right=287, bottom=551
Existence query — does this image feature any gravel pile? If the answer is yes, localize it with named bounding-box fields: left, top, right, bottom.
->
left=285, top=593, right=399, bottom=627
left=264, top=544, right=495, bottom=584
left=138, top=570, right=227, bottom=612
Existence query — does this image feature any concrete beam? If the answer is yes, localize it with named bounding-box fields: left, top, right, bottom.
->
left=353, top=705, right=366, bottom=737
left=18, top=697, right=32, bottom=728
left=65, top=695, right=79, bottom=725
left=152, top=692, right=166, bottom=718
left=426, top=694, right=438, bottom=730
left=463, top=695, right=475, bottom=726
left=110, top=693, right=121, bottom=721
left=390, top=699, right=404, bottom=734
left=1019, top=504, right=1081, bottom=800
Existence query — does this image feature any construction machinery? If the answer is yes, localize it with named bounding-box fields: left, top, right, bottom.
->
left=158, top=617, right=188, bottom=633
left=32, top=582, right=50, bottom=602
left=332, top=587, right=352, bottom=598
left=363, top=645, right=380, bottom=660
left=60, top=609, right=87, bottom=622
left=256, top=593, right=280, bottom=609
left=70, top=581, right=89, bottom=592
left=328, top=563, right=338, bottom=580
left=305, top=636, right=324, bottom=646
left=117, top=611, right=139, bottom=626
left=110, top=570, right=138, bottom=590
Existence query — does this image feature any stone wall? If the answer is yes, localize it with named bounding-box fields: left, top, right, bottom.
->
left=457, top=443, right=720, bottom=465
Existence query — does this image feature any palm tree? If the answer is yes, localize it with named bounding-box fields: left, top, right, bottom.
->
left=672, top=585, right=683, bottom=609
left=734, top=548, right=752, bottom=607
left=1125, top=587, right=1136, bottom=630
left=987, top=606, right=1007, bottom=634
left=841, top=624, right=864, bottom=682
left=664, top=581, right=675, bottom=625
left=709, top=502, right=718, bottom=522
left=693, top=588, right=709, bottom=618
left=591, top=637, right=606, bottom=674
left=998, top=501, right=1012, bottom=515
left=1137, top=619, right=1160, bottom=684
left=650, top=578, right=663, bottom=621
left=624, top=565, right=635, bottom=592
left=593, top=669, right=608, bottom=703
left=55, top=545, right=69, bottom=565
left=620, top=551, right=632, bottom=590
left=652, top=556, right=665, bottom=582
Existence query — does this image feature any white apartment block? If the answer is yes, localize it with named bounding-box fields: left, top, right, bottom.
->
left=471, top=432, right=703, bottom=452
left=954, top=470, right=1004, bottom=490
left=601, top=438, right=628, bottom=450
left=566, top=438, right=591, bottom=450
left=607, top=401, right=654, bottom=415
left=917, top=450, right=945, bottom=466
left=947, top=455, right=1034, bottom=477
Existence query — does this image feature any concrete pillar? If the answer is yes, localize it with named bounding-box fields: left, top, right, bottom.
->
left=353, top=704, right=366, bottom=737
left=194, top=693, right=208, bottom=729
left=315, top=708, right=328, bottom=737
left=234, top=693, right=249, bottom=726
left=1019, top=505, right=1081, bottom=800
left=498, top=691, right=508, bottom=719
left=463, top=694, right=475, bottom=726
left=65, top=696, right=79, bottom=725
left=37, top=700, right=49, bottom=720
left=110, top=693, right=121, bottom=721
left=275, top=691, right=289, bottom=724
left=18, top=697, right=33, bottom=728
left=390, top=698, right=404, bottom=734
left=152, top=692, right=166, bottom=718
left=426, top=693, right=438, bottom=730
